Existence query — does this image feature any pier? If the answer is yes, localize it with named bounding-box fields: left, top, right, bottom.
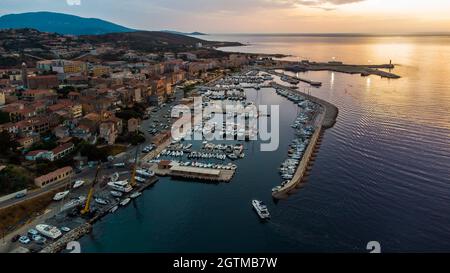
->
left=271, top=84, right=337, bottom=199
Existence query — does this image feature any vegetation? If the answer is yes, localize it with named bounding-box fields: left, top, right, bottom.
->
left=77, top=142, right=127, bottom=162
left=0, top=131, right=19, bottom=162
left=117, top=131, right=146, bottom=146
left=116, top=103, right=146, bottom=121
left=0, top=189, right=57, bottom=235
left=0, top=110, right=10, bottom=124
left=0, top=165, right=34, bottom=195
left=56, top=86, right=76, bottom=98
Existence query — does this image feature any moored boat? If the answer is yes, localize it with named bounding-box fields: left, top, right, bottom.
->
left=36, top=224, right=62, bottom=239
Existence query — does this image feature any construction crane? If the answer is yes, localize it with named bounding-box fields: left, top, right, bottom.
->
left=80, top=165, right=101, bottom=215
left=129, top=144, right=140, bottom=187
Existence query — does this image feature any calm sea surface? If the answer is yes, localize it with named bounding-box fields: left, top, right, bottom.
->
left=81, top=35, right=450, bottom=252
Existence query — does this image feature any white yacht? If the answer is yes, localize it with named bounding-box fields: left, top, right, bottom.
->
left=108, top=182, right=133, bottom=193
left=36, top=224, right=62, bottom=239
left=252, top=200, right=271, bottom=220
left=53, top=191, right=70, bottom=201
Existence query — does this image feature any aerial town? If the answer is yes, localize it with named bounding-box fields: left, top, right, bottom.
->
left=0, top=28, right=289, bottom=252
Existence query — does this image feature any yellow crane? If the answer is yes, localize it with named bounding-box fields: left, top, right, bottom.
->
left=80, top=165, right=101, bottom=215
left=129, top=145, right=140, bottom=187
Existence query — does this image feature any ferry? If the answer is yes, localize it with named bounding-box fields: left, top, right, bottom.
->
left=73, top=180, right=85, bottom=189
left=252, top=200, right=271, bottom=220
left=36, top=224, right=62, bottom=239
left=53, top=191, right=70, bottom=201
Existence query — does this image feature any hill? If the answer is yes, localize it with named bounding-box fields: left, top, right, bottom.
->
left=81, top=31, right=240, bottom=51
left=0, top=11, right=133, bottom=35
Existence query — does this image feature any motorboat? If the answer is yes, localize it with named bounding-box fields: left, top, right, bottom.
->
left=73, top=180, right=85, bottom=189
left=130, top=192, right=142, bottom=199
left=95, top=197, right=109, bottom=205
left=120, top=198, right=131, bottom=206
left=53, top=191, right=70, bottom=201
left=36, top=224, right=62, bottom=239
left=110, top=191, right=123, bottom=197
left=252, top=200, right=271, bottom=220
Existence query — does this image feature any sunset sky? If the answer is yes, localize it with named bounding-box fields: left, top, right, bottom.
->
left=1, top=0, right=450, bottom=33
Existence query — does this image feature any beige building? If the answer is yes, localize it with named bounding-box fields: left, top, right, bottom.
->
left=34, top=166, right=73, bottom=188
left=128, top=118, right=140, bottom=133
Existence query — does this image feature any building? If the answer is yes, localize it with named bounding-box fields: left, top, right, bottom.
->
left=0, top=91, right=5, bottom=106
left=21, top=89, right=55, bottom=102
left=25, top=150, right=53, bottom=161
left=92, top=66, right=111, bottom=77
left=34, top=166, right=73, bottom=188
left=99, top=122, right=118, bottom=145
left=27, top=75, right=59, bottom=89
left=51, top=142, right=75, bottom=161
left=128, top=118, right=140, bottom=133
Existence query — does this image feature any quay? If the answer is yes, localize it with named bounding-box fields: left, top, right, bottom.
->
left=271, top=84, right=338, bottom=199
left=150, top=164, right=235, bottom=183
left=282, top=61, right=401, bottom=79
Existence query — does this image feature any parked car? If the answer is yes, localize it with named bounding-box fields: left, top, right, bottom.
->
left=15, top=192, right=26, bottom=199
left=28, top=229, right=39, bottom=236
left=19, top=236, right=31, bottom=244
left=11, top=234, right=21, bottom=243
left=32, top=235, right=47, bottom=245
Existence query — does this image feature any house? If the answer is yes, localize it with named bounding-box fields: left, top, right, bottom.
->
left=99, top=122, right=118, bottom=145
left=25, top=150, right=53, bottom=161
left=51, top=142, right=75, bottom=161
left=17, top=136, right=36, bottom=149
left=72, top=124, right=92, bottom=141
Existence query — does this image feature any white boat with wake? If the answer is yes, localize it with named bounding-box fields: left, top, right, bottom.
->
left=252, top=200, right=271, bottom=220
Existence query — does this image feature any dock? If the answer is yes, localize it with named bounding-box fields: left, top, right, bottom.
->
left=264, top=69, right=323, bottom=87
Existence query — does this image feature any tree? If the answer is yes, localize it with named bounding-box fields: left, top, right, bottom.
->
left=0, top=131, right=18, bottom=155
left=0, top=111, right=10, bottom=124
